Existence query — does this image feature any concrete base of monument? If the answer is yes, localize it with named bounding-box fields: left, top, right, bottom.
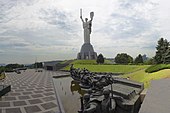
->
left=77, top=43, right=97, bottom=60
left=0, top=85, right=11, bottom=97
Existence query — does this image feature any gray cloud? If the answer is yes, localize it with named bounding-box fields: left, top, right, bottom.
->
left=119, top=0, right=146, bottom=9
left=110, top=13, right=152, bottom=38
left=0, top=49, right=4, bottom=53
left=39, top=8, right=78, bottom=32
left=141, top=45, right=155, bottom=50
left=94, top=0, right=158, bottom=39
left=0, top=1, right=15, bottom=23
left=0, top=0, right=35, bottom=23
left=0, top=36, right=31, bottom=49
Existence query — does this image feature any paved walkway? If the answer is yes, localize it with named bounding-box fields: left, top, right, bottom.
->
left=0, top=69, right=67, bottom=113
left=139, top=78, right=170, bottom=113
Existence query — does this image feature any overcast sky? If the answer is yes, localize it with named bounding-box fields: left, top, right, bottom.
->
left=0, top=0, right=170, bottom=64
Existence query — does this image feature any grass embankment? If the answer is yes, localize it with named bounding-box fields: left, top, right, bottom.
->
left=63, top=60, right=170, bottom=88
left=123, top=68, right=170, bottom=88
left=59, top=60, right=70, bottom=64
left=63, top=60, right=149, bottom=74
left=145, top=64, right=170, bottom=73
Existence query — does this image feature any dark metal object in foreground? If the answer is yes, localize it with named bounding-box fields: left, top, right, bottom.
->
left=110, top=78, right=143, bottom=113
left=70, top=65, right=144, bottom=113
left=0, top=85, right=11, bottom=97
left=70, top=64, right=113, bottom=90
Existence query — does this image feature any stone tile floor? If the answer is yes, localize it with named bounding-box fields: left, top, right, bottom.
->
left=0, top=69, right=65, bottom=113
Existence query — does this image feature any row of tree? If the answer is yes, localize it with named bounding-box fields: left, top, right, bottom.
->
left=96, top=53, right=149, bottom=64
left=97, top=37, right=170, bottom=65
left=0, top=64, right=25, bottom=72
left=0, top=62, right=44, bottom=72
left=34, top=62, right=43, bottom=68
left=113, top=38, right=170, bottom=65
left=114, top=53, right=145, bottom=64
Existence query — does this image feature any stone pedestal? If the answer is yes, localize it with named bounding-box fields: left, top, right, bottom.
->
left=77, top=43, right=97, bottom=60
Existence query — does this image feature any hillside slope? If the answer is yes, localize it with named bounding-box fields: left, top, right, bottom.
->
left=123, top=69, right=170, bottom=88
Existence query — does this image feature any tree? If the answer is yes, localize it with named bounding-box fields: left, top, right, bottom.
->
left=144, top=58, right=155, bottom=65
left=34, top=62, right=43, bottom=68
left=163, top=48, right=170, bottom=64
left=115, top=53, right=133, bottom=64
left=96, top=54, right=104, bottom=64
left=134, top=54, right=143, bottom=64
left=154, top=38, right=169, bottom=64
left=5, top=64, right=24, bottom=69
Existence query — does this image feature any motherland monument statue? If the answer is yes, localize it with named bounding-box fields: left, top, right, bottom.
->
left=80, top=9, right=93, bottom=44
left=77, top=9, right=97, bottom=60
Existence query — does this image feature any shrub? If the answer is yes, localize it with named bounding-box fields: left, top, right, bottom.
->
left=145, top=64, right=170, bottom=73
left=96, top=54, right=104, bottom=64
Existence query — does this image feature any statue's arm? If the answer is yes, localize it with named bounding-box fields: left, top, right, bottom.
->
left=84, top=104, right=96, bottom=113
left=80, top=16, right=84, bottom=22
left=90, top=17, right=93, bottom=21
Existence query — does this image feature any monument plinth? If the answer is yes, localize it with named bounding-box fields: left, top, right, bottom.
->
left=77, top=43, right=97, bottom=59
left=77, top=9, right=97, bottom=60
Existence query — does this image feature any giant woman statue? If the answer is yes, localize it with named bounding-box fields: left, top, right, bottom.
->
left=80, top=9, right=94, bottom=44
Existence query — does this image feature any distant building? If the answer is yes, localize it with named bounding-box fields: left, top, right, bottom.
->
left=44, top=60, right=72, bottom=71
left=142, top=54, right=149, bottom=61
left=43, top=61, right=62, bottom=71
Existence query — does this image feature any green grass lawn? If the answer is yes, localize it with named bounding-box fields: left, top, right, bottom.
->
left=123, top=69, right=170, bottom=88
left=70, top=60, right=97, bottom=64
left=64, top=64, right=149, bottom=73
left=63, top=60, right=149, bottom=73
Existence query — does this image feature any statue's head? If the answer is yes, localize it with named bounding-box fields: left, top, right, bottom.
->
left=103, top=89, right=110, bottom=98
left=84, top=94, right=90, bottom=102
left=85, top=18, right=88, bottom=22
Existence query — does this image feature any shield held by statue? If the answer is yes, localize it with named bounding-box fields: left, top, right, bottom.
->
left=90, top=12, right=94, bottom=19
